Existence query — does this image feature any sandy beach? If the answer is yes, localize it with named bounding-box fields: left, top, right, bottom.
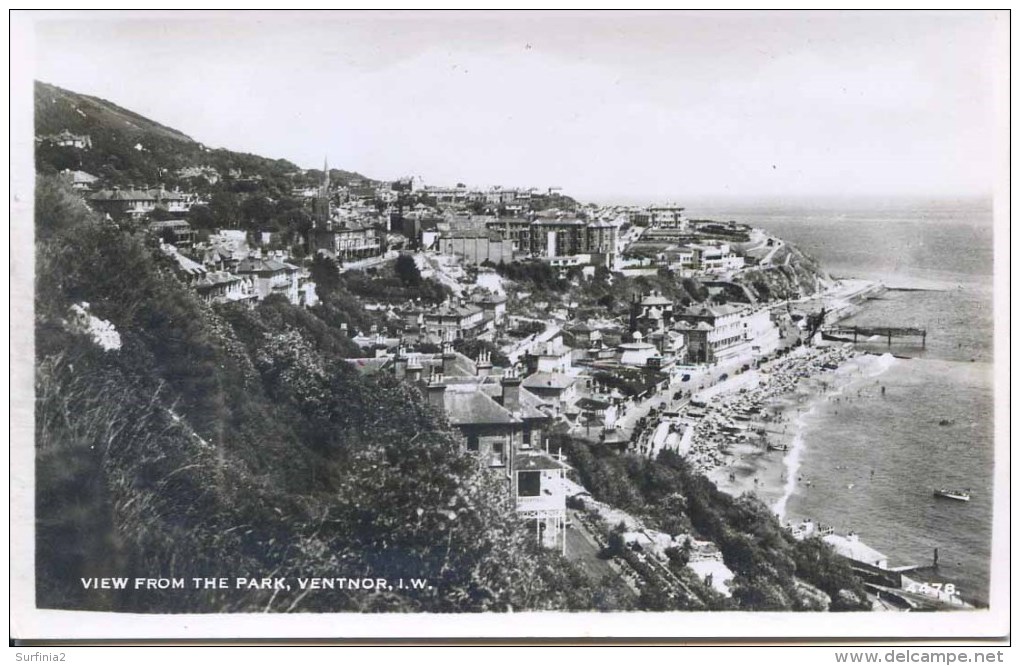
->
left=698, top=343, right=898, bottom=523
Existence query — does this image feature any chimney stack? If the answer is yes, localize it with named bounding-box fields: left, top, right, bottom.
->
left=394, top=345, right=407, bottom=379
left=427, top=372, right=447, bottom=410
left=501, top=367, right=521, bottom=412
left=407, top=353, right=423, bottom=383
left=476, top=350, right=493, bottom=376
left=442, top=342, right=457, bottom=376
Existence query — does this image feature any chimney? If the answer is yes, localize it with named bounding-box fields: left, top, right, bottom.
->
left=394, top=346, right=407, bottom=379
left=442, top=342, right=457, bottom=375
left=427, top=373, right=447, bottom=410
left=501, top=367, right=521, bottom=412
left=476, top=350, right=493, bottom=376
left=407, top=353, right=423, bottom=383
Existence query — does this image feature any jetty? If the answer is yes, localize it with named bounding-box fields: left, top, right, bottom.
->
left=821, top=325, right=927, bottom=348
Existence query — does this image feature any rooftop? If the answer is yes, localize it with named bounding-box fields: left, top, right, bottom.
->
left=235, top=257, right=295, bottom=274
left=513, top=451, right=567, bottom=472
left=522, top=371, right=577, bottom=391
left=823, top=534, right=888, bottom=567
left=442, top=390, right=520, bottom=426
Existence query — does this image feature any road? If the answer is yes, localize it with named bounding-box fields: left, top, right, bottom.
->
left=504, top=322, right=562, bottom=364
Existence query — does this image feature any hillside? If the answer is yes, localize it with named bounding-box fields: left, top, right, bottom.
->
left=34, top=80, right=378, bottom=193
left=36, top=81, right=195, bottom=143
left=34, top=174, right=618, bottom=612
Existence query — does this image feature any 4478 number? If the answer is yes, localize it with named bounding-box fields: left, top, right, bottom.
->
left=905, top=581, right=957, bottom=596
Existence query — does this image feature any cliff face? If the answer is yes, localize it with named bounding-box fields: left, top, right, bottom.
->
left=738, top=243, right=834, bottom=302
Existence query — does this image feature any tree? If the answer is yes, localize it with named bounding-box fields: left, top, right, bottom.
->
left=240, top=195, right=274, bottom=230
left=187, top=204, right=216, bottom=230
left=394, top=254, right=422, bottom=287
left=208, top=191, right=240, bottom=227
left=35, top=174, right=94, bottom=241
left=147, top=206, right=179, bottom=222
left=310, top=253, right=342, bottom=299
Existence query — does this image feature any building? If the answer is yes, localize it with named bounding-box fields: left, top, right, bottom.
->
left=160, top=244, right=208, bottom=286
left=629, top=291, right=677, bottom=335
left=88, top=187, right=200, bottom=220
left=485, top=217, right=534, bottom=253
left=306, top=162, right=385, bottom=261
left=424, top=184, right=470, bottom=204
left=525, top=336, right=573, bottom=374
left=438, top=230, right=513, bottom=265
left=40, top=130, right=92, bottom=149
left=423, top=302, right=486, bottom=341
left=513, top=450, right=568, bottom=551
left=471, top=291, right=508, bottom=325
left=417, top=361, right=565, bottom=551
left=647, top=204, right=689, bottom=229
left=674, top=303, right=778, bottom=364
left=309, top=220, right=383, bottom=261
left=176, top=165, right=221, bottom=185
left=522, top=371, right=579, bottom=406
left=482, top=217, right=617, bottom=264
left=530, top=217, right=588, bottom=256
left=332, top=222, right=383, bottom=260
left=234, top=256, right=301, bottom=305
left=148, top=219, right=197, bottom=248
left=690, top=243, right=745, bottom=274
left=822, top=533, right=889, bottom=570
left=193, top=271, right=258, bottom=305
left=618, top=331, right=661, bottom=367
left=61, top=169, right=99, bottom=191
left=88, top=188, right=157, bottom=219
left=153, top=188, right=199, bottom=215
left=585, top=220, right=618, bottom=266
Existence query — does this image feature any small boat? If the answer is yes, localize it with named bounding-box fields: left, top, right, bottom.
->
left=767, top=442, right=790, bottom=452
left=933, top=488, right=971, bottom=502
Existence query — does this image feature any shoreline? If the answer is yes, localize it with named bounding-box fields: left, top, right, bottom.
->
left=698, top=277, right=891, bottom=509
left=704, top=346, right=898, bottom=512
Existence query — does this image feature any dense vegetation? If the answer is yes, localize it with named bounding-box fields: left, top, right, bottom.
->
left=35, top=176, right=613, bottom=612
left=557, top=437, right=872, bottom=612
left=339, top=263, right=451, bottom=306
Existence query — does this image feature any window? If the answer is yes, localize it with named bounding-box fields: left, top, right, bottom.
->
left=518, top=471, right=541, bottom=497
left=467, top=434, right=479, bottom=452
left=490, top=441, right=505, bottom=467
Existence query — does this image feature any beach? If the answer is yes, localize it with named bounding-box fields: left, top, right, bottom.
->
left=700, top=343, right=897, bottom=519
left=685, top=198, right=994, bottom=605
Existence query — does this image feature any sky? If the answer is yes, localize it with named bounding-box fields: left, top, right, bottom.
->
left=24, top=10, right=1007, bottom=204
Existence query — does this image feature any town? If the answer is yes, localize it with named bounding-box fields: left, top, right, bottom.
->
left=35, top=82, right=955, bottom=612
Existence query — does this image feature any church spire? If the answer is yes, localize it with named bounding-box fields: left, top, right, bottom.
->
left=313, top=155, right=332, bottom=227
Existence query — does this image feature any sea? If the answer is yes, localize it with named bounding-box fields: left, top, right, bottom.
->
left=687, top=196, right=998, bottom=606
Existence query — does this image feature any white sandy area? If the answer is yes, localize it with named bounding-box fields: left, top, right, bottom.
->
left=701, top=345, right=898, bottom=518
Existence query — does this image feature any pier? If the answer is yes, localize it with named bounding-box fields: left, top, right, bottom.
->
left=821, top=325, right=927, bottom=348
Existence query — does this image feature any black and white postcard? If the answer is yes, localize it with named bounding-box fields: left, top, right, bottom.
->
left=10, top=9, right=1010, bottom=643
